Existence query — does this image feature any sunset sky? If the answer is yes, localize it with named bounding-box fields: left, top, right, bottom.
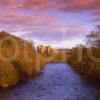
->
left=0, top=0, right=100, bottom=48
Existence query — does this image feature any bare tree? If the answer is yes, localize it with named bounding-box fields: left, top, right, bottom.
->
left=86, top=25, right=100, bottom=48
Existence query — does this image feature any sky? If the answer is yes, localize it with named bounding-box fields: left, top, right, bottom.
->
left=0, top=0, right=100, bottom=48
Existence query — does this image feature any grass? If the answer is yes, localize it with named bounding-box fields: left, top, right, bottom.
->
left=0, top=31, right=45, bottom=88
left=0, top=31, right=99, bottom=88
left=67, top=47, right=100, bottom=85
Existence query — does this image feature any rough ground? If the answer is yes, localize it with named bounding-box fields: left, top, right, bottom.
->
left=0, top=63, right=99, bottom=100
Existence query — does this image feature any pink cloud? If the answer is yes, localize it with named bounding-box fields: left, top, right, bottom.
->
left=0, top=0, right=89, bottom=48
left=0, top=0, right=49, bottom=15
left=15, top=0, right=55, bottom=16
left=0, top=0, right=100, bottom=14
left=0, top=9, right=60, bottom=33
left=89, top=9, right=100, bottom=22
left=0, top=0, right=16, bottom=10
left=92, top=9, right=100, bottom=17
left=0, top=0, right=87, bottom=40
left=89, top=15, right=100, bottom=22
left=54, top=0, right=100, bottom=12
left=0, top=0, right=15, bottom=5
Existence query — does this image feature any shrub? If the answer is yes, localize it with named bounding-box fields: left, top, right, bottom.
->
left=0, top=60, right=19, bottom=88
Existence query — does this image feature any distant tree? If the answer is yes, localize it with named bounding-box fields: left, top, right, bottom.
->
left=28, top=40, right=34, bottom=46
left=37, top=45, right=46, bottom=54
left=86, top=25, right=100, bottom=48
left=45, top=45, right=53, bottom=56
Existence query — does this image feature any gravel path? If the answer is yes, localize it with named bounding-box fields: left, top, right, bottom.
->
left=0, top=63, right=99, bottom=100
